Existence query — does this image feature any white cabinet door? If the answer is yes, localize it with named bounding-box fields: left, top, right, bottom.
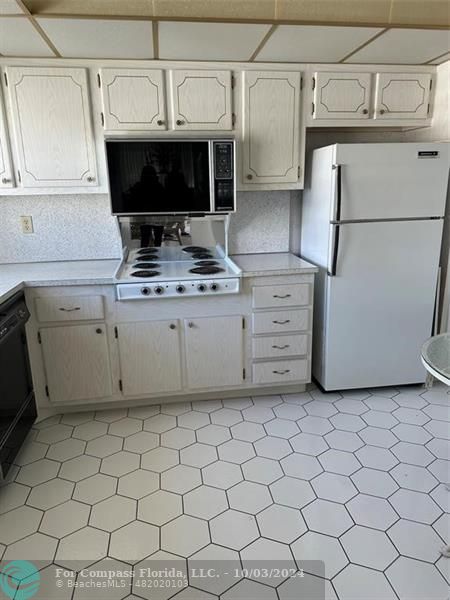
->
left=100, top=68, right=167, bottom=131
left=374, top=73, right=431, bottom=120
left=313, top=72, right=371, bottom=120
left=242, top=71, right=301, bottom=185
left=170, top=70, right=232, bottom=130
left=0, top=88, right=14, bottom=189
left=184, top=316, right=244, bottom=389
left=40, top=325, right=112, bottom=403
left=117, top=320, right=182, bottom=396
left=6, top=66, right=97, bottom=187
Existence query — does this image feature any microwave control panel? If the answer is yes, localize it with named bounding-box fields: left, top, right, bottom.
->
left=213, top=141, right=235, bottom=212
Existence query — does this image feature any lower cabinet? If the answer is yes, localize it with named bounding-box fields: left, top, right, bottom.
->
left=116, top=320, right=182, bottom=396
left=40, top=324, right=112, bottom=403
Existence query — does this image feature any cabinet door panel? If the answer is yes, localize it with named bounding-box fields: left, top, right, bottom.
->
left=374, top=73, right=431, bottom=120
left=41, top=325, right=112, bottom=403
left=171, top=70, right=232, bottom=130
left=243, top=71, right=301, bottom=184
left=117, top=320, right=182, bottom=396
left=100, top=68, right=167, bottom=131
left=7, top=66, right=97, bottom=187
left=313, top=72, right=371, bottom=120
left=0, top=89, right=14, bottom=189
left=184, top=316, right=243, bottom=389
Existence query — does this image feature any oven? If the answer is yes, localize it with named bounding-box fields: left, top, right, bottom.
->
left=0, top=292, right=36, bottom=480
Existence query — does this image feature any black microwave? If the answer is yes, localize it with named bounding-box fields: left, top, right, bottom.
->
left=106, top=138, right=236, bottom=215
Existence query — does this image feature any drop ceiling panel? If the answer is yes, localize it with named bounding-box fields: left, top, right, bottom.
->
left=276, top=0, right=391, bottom=24
left=346, top=28, right=450, bottom=64
left=0, top=17, right=54, bottom=56
left=0, top=0, right=24, bottom=14
left=23, top=0, right=154, bottom=16
left=390, top=0, right=450, bottom=27
left=159, top=21, right=271, bottom=61
left=257, top=25, right=383, bottom=62
left=153, top=0, right=275, bottom=20
left=36, top=18, right=154, bottom=58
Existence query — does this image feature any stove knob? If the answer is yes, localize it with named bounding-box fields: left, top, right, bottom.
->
left=210, top=283, right=219, bottom=291
left=176, top=285, right=185, bottom=294
left=154, top=286, right=164, bottom=295
left=141, top=287, right=151, bottom=296
left=197, top=284, right=206, bottom=292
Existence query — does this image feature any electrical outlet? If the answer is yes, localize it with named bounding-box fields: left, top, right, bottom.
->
left=20, top=216, right=34, bottom=234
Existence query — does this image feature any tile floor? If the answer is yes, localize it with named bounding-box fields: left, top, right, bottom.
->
left=0, top=384, right=449, bottom=599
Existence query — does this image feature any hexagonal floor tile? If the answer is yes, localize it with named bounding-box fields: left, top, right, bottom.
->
left=264, top=418, right=299, bottom=439
left=346, top=494, right=398, bottom=530
left=426, top=437, right=450, bottom=460
left=431, top=483, right=450, bottom=512
left=302, top=499, right=352, bottom=537
left=391, top=423, right=432, bottom=445
left=46, top=438, right=86, bottom=462
left=192, top=399, right=223, bottom=413
left=388, top=519, right=445, bottom=563
left=257, top=504, right=306, bottom=543
left=162, top=402, right=192, bottom=416
left=123, top=431, right=159, bottom=454
left=312, top=472, right=357, bottom=503
left=218, top=439, right=255, bottom=464
left=36, top=424, right=73, bottom=444
left=73, top=473, right=117, bottom=504
left=210, top=509, right=258, bottom=550
left=341, top=525, right=398, bottom=570
left=118, top=469, right=159, bottom=499
left=73, top=421, right=108, bottom=441
left=108, top=418, right=142, bottom=437
left=3, top=532, right=57, bottom=567
left=281, top=453, right=322, bottom=480
left=180, top=443, right=217, bottom=468
left=333, top=564, right=397, bottom=600
left=109, top=521, right=158, bottom=563
left=364, top=396, right=398, bottom=412
left=330, top=413, right=365, bottom=433
left=0, top=505, right=42, bottom=545
left=90, top=495, right=136, bottom=531
left=210, top=408, right=242, bottom=427
left=304, top=400, right=337, bottom=418
left=394, top=391, right=427, bottom=409
left=298, top=416, right=334, bottom=435
left=80, top=558, right=132, bottom=600
left=0, top=482, right=30, bottom=514
left=59, top=455, right=100, bottom=482
left=334, top=398, right=368, bottom=415
left=16, top=458, right=60, bottom=487
left=138, top=489, right=182, bottom=525
left=393, top=407, right=429, bottom=426
left=184, top=485, right=228, bottom=520
left=221, top=579, right=277, bottom=599
left=134, top=551, right=187, bottom=600
left=27, top=478, right=74, bottom=510
left=241, top=538, right=296, bottom=586
left=231, top=421, right=266, bottom=442
left=202, top=461, right=243, bottom=489
left=161, top=515, right=210, bottom=557
left=254, top=436, right=292, bottom=460
left=386, top=557, right=449, bottom=600
left=60, top=411, right=95, bottom=426
left=196, top=424, right=231, bottom=446
left=223, top=397, right=253, bottom=410
left=189, top=544, right=240, bottom=596
left=141, top=447, right=179, bottom=473
left=291, top=531, right=348, bottom=579
left=392, top=441, right=435, bottom=466
left=177, top=411, right=210, bottom=430
left=143, top=414, right=176, bottom=433
left=362, top=410, right=398, bottom=429
left=127, top=405, right=160, bottom=419
left=95, top=408, right=128, bottom=423
left=160, top=427, right=196, bottom=450
left=273, top=403, right=307, bottom=420
left=391, top=463, right=438, bottom=493
left=40, top=500, right=89, bottom=537
left=242, top=456, right=283, bottom=485
left=428, top=459, right=450, bottom=485
left=351, top=468, right=398, bottom=497
left=423, top=403, right=450, bottom=421
left=14, top=440, right=48, bottom=466
left=425, top=419, right=450, bottom=440
left=253, top=395, right=283, bottom=408
left=55, top=526, right=109, bottom=569
left=389, top=489, right=442, bottom=524
left=355, top=445, right=398, bottom=471
left=85, top=434, right=123, bottom=458
left=101, top=451, right=139, bottom=477
left=324, top=430, right=364, bottom=452
left=318, top=449, right=361, bottom=475
left=270, top=477, right=315, bottom=509
left=290, top=432, right=329, bottom=456
left=161, top=464, right=201, bottom=494
left=242, top=406, right=275, bottom=424
left=228, top=480, right=272, bottom=514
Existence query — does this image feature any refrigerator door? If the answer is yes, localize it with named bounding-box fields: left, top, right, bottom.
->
left=319, top=219, right=443, bottom=390
left=334, top=143, right=449, bottom=221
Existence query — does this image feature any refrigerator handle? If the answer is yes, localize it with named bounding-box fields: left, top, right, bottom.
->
left=328, top=224, right=340, bottom=277
left=332, top=164, right=342, bottom=221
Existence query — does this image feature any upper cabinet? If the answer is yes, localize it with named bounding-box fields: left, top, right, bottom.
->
left=100, top=68, right=167, bottom=131
left=242, top=71, right=301, bottom=186
left=6, top=66, right=98, bottom=188
left=0, top=89, right=14, bottom=189
left=313, top=72, right=371, bottom=120
left=170, top=69, right=233, bottom=131
left=374, top=73, right=431, bottom=120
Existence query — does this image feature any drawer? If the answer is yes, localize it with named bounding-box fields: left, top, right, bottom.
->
left=252, top=334, right=308, bottom=359
left=253, top=283, right=310, bottom=309
left=253, top=359, right=308, bottom=385
left=35, top=295, right=104, bottom=322
left=252, top=309, right=310, bottom=334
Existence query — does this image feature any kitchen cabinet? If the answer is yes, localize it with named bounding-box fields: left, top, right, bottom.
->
left=170, top=69, right=233, bottom=130
left=374, top=73, right=431, bottom=120
left=0, top=88, right=13, bottom=189
left=116, top=320, right=182, bottom=396
left=242, top=70, right=301, bottom=185
left=184, top=315, right=244, bottom=388
left=100, top=68, right=167, bottom=131
left=40, top=324, right=112, bottom=403
left=6, top=66, right=97, bottom=187
left=313, top=72, right=371, bottom=120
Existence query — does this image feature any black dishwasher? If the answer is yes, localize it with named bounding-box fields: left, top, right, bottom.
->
left=0, top=291, right=37, bottom=480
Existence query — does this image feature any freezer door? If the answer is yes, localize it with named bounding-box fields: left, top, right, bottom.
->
left=320, top=219, right=442, bottom=390
left=334, top=143, right=449, bottom=221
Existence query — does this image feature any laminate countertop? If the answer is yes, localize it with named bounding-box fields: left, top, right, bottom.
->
left=231, top=253, right=318, bottom=277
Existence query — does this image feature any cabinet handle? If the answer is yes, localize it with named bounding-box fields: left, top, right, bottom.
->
left=379, top=109, right=386, bottom=115
left=96, top=328, right=102, bottom=334
left=157, top=119, right=165, bottom=126
left=176, top=119, right=185, bottom=126
left=246, top=174, right=253, bottom=180
left=273, top=369, right=290, bottom=375
left=1, top=177, right=11, bottom=184
left=362, top=108, right=369, bottom=114
left=273, top=294, right=291, bottom=299
left=59, top=307, right=81, bottom=312
left=169, top=323, right=176, bottom=329
left=273, top=319, right=290, bottom=325
left=272, top=344, right=290, bottom=350
left=188, top=322, right=194, bottom=328
left=87, top=176, right=95, bottom=182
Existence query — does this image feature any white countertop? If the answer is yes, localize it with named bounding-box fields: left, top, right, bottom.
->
left=231, top=253, right=318, bottom=277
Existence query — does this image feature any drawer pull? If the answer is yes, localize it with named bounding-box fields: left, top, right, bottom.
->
left=273, top=294, right=291, bottom=299
left=273, top=369, right=291, bottom=375
left=272, top=344, right=290, bottom=350
left=272, top=319, right=290, bottom=325
left=59, top=307, right=81, bottom=312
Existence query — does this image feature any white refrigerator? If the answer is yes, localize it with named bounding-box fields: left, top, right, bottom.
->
left=301, top=142, right=450, bottom=391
